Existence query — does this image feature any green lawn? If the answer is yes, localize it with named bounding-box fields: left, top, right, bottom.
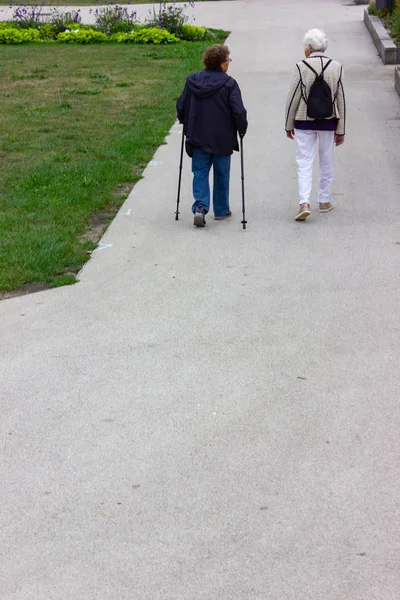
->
left=0, top=40, right=220, bottom=294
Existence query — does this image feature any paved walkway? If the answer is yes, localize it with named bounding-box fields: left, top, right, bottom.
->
left=1, top=1, right=400, bottom=598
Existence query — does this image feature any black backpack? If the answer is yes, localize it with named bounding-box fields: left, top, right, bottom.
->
left=302, top=58, right=333, bottom=119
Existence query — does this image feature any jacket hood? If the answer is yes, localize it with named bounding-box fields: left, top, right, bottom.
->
left=186, top=70, right=230, bottom=98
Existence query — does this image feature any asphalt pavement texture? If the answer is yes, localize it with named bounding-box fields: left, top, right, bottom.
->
left=1, top=1, right=400, bottom=598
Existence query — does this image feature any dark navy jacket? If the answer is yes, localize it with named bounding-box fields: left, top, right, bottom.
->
left=176, top=69, right=248, bottom=156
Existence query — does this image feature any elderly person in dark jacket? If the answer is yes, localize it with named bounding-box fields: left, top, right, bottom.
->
left=177, top=44, right=248, bottom=227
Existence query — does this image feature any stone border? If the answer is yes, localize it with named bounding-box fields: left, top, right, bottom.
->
left=364, top=7, right=400, bottom=65
left=396, top=67, right=400, bottom=98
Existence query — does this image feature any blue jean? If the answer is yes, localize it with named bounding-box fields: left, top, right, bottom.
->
left=191, top=149, right=231, bottom=217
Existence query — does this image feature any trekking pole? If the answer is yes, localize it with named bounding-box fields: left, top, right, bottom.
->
left=175, top=128, right=185, bottom=221
left=240, top=135, right=247, bottom=230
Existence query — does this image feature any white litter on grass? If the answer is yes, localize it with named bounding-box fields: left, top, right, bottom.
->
left=94, top=243, right=113, bottom=253
left=148, top=160, right=163, bottom=167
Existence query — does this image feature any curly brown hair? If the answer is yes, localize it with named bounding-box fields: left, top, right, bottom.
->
left=203, top=45, right=230, bottom=71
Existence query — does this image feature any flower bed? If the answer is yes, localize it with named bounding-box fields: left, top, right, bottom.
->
left=369, top=1, right=400, bottom=45
left=0, top=2, right=218, bottom=44
left=364, top=4, right=400, bottom=63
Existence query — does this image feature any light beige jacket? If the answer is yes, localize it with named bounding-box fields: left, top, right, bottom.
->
left=285, top=52, right=346, bottom=136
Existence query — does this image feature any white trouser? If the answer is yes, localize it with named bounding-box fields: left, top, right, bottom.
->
left=295, top=129, right=335, bottom=205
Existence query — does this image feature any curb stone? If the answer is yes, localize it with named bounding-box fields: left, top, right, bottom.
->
left=364, top=7, right=400, bottom=65
left=396, top=66, right=400, bottom=97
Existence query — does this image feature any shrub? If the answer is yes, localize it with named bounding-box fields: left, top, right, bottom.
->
left=58, top=29, right=109, bottom=44
left=369, top=1, right=400, bottom=45
left=388, top=1, right=400, bottom=43
left=390, top=8, right=400, bottom=43
left=0, top=26, right=40, bottom=43
left=368, top=2, right=389, bottom=17
left=95, top=5, right=138, bottom=35
left=38, top=23, right=59, bottom=40
left=112, top=27, right=180, bottom=44
left=50, top=11, right=82, bottom=35
left=181, top=24, right=212, bottom=41
left=146, top=2, right=187, bottom=35
left=368, top=2, right=379, bottom=16
left=0, top=23, right=181, bottom=44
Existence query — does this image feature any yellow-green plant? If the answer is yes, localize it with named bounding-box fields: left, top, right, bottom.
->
left=38, top=23, right=58, bottom=40
left=112, top=27, right=179, bottom=44
left=0, top=26, right=40, bottom=43
left=57, top=29, right=109, bottom=43
left=181, top=24, right=212, bottom=41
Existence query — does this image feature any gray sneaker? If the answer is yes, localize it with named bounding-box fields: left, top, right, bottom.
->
left=295, top=204, right=310, bottom=221
left=193, top=210, right=206, bottom=227
left=214, top=211, right=232, bottom=221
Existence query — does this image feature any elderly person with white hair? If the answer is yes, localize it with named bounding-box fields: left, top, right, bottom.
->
left=285, top=29, right=346, bottom=221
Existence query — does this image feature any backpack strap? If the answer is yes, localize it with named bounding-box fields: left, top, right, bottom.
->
left=296, top=63, right=308, bottom=105
left=321, top=59, right=332, bottom=74
left=302, top=58, right=332, bottom=77
left=302, top=60, right=318, bottom=76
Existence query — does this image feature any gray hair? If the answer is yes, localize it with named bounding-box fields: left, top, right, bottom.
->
left=303, top=29, right=328, bottom=52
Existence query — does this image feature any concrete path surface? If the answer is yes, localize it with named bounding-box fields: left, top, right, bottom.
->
left=1, top=1, right=400, bottom=598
